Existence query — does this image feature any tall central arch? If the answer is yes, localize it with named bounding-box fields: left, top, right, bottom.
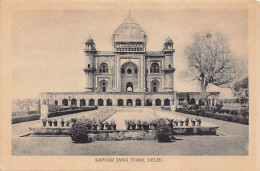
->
left=121, top=62, right=138, bottom=92
left=126, top=82, right=133, bottom=92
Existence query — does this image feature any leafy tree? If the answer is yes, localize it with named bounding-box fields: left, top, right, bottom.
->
left=232, top=77, right=248, bottom=104
left=183, top=32, right=243, bottom=100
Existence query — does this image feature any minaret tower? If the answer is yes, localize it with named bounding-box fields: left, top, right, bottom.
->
left=163, top=37, right=175, bottom=92
left=83, top=36, right=97, bottom=91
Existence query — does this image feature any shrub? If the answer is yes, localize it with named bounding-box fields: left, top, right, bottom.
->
left=194, top=104, right=200, bottom=110
left=216, top=103, right=223, bottom=110
left=187, top=105, right=194, bottom=110
left=225, top=109, right=231, bottom=114
left=197, top=109, right=205, bottom=116
left=161, top=106, right=171, bottom=111
left=225, top=115, right=233, bottom=122
left=231, top=110, right=239, bottom=116
left=69, top=121, right=92, bottom=143
left=156, top=118, right=173, bottom=142
left=241, top=117, right=249, bottom=125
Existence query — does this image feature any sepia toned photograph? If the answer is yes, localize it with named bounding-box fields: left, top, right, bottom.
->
left=11, top=8, right=250, bottom=156
left=1, top=0, right=259, bottom=170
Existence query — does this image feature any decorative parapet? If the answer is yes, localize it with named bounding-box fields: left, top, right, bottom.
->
left=162, top=49, right=175, bottom=54
left=146, top=51, right=164, bottom=56
left=96, top=51, right=115, bottom=56
left=40, top=91, right=176, bottom=96
left=84, top=49, right=97, bottom=54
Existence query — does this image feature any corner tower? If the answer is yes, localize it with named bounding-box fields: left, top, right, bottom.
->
left=163, top=37, right=175, bottom=92
left=84, top=36, right=97, bottom=91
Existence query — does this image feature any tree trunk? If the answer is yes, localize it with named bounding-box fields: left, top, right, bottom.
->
left=200, top=75, right=208, bottom=108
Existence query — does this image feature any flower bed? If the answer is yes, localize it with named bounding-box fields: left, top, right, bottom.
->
left=30, top=109, right=219, bottom=143
left=41, top=108, right=116, bottom=129
left=30, top=126, right=219, bottom=139
left=47, top=106, right=98, bottom=118
left=176, top=109, right=249, bottom=125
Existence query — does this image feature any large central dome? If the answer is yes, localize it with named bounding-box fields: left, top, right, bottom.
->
left=112, top=13, right=147, bottom=46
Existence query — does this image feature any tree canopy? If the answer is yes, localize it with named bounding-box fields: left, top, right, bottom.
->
left=184, top=32, right=242, bottom=93
left=232, top=77, right=248, bottom=104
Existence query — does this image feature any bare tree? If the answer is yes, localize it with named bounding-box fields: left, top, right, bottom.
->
left=184, top=32, right=242, bottom=98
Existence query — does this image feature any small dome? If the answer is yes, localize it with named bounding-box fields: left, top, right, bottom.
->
left=112, top=13, right=147, bottom=45
left=165, top=37, right=173, bottom=44
left=86, top=36, right=94, bottom=43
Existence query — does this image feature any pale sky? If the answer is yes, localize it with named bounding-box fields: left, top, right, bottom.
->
left=12, top=9, right=248, bottom=99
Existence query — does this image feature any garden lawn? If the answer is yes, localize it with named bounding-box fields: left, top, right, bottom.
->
left=12, top=108, right=248, bottom=155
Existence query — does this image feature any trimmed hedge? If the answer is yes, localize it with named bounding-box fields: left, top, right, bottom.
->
left=48, top=106, right=98, bottom=118
left=12, top=114, right=41, bottom=124
left=176, top=109, right=249, bottom=125
left=27, top=110, right=39, bottom=114
left=12, top=107, right=98, bottom=124
left=161, top=106, right=171, bottom=111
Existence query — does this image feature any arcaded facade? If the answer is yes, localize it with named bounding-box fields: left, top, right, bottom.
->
left=40, top=13, right=176, bottom=109
left=84, top=13, right=175, bottom=93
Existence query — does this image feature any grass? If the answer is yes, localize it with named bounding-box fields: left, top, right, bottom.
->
left=12, top=110, right=248, bottom=156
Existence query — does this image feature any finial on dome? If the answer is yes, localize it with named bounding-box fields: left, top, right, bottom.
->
left=128, top=10, right=131, bottom=17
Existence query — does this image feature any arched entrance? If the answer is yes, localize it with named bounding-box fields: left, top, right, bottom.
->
left=98, top=99, right=104, bottom=106
left=118, top=99, right=124, bottom=106
left=155, top=99, right=161, bottom=106
left=62, top=99, right=68, bottom=106
left=146, top=99, right=152, bottom=106
left=89, top=99, right=95, bottom=106
left=71, top=98, right=77, bottom=106
left=199, top=99, right=205, bottom=106
left=126, top=82, right=133, bottom=92
left=121, top=62, right=138, bottom=92
left=107, top=99, right=112, bottom=106
left=127, top=99, right=133, bottom=106
left=136, top=99, right=141, bottom=106
left=164, top=98, right=170, bottom=106
left=80, top=99, right=86, bottom=107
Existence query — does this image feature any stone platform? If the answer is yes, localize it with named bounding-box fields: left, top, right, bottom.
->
left=29, top=107, right=219, bottom=138
left=29, top=125, right=219, bottom=138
